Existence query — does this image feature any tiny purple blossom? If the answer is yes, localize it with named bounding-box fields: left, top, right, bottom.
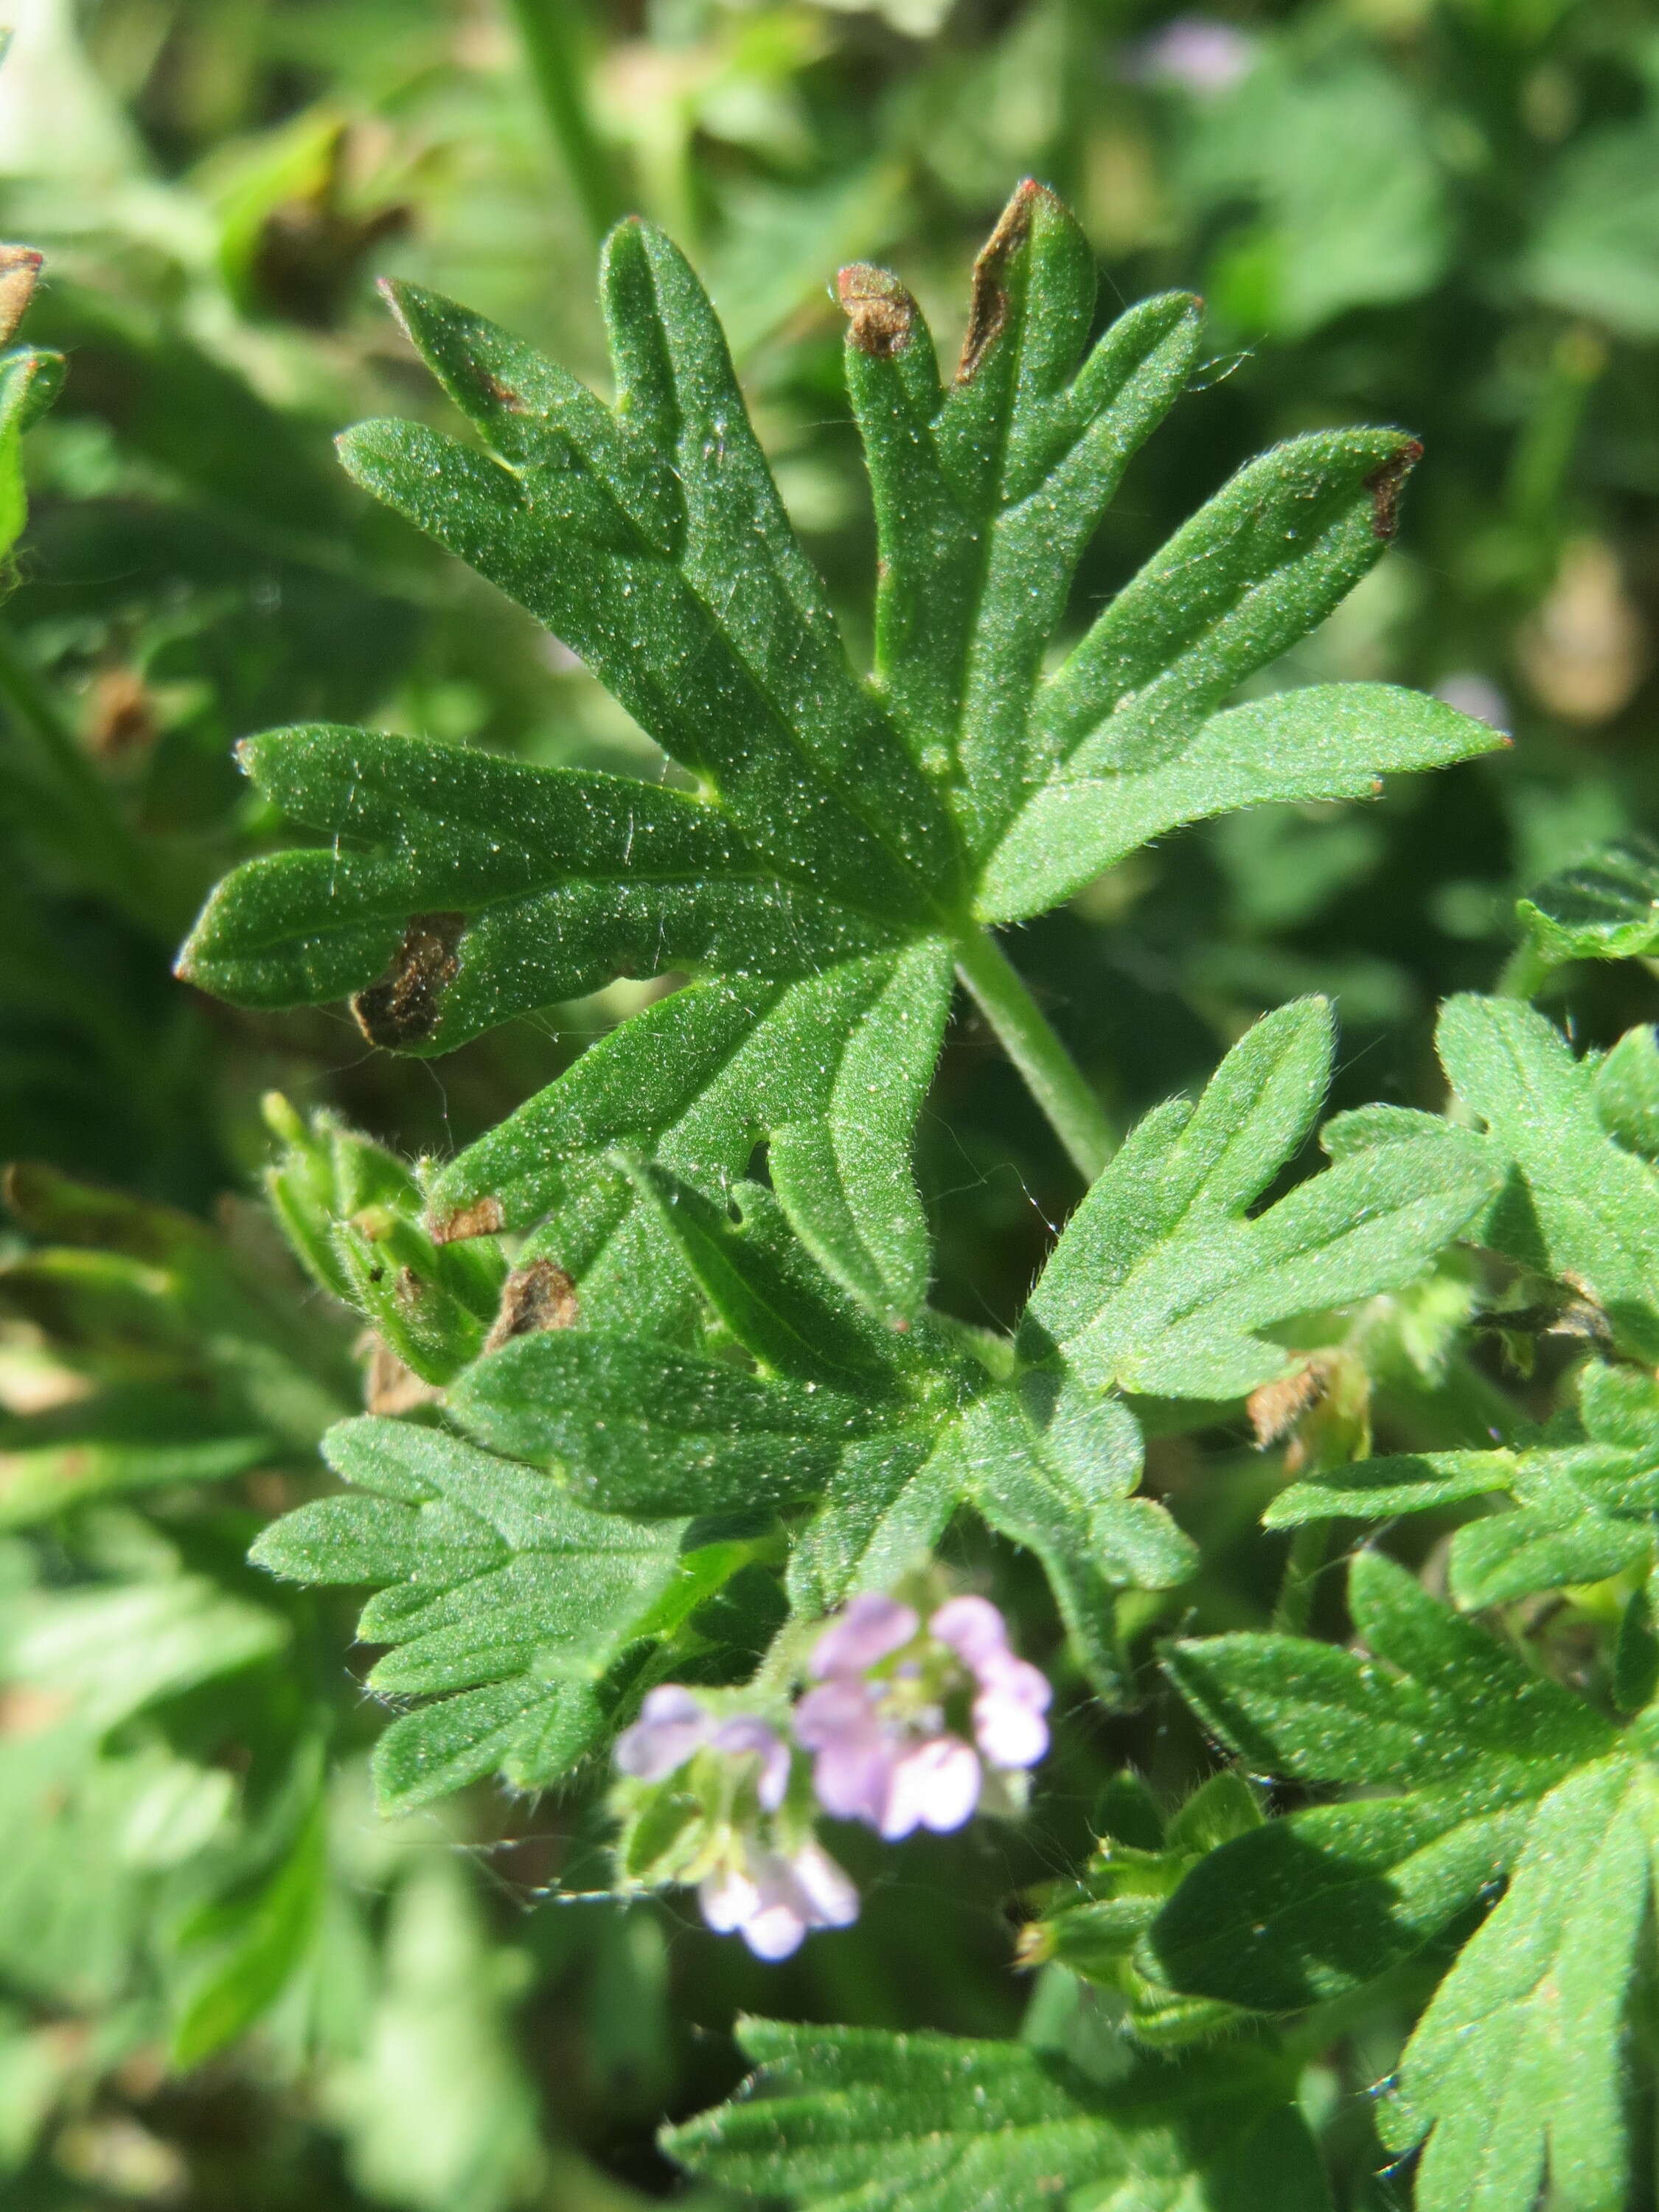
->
left=880, top=1736, right=981, bottom=1840
left=929, top=1594, right=1009, bottom=1670
left=708, top=1713, right=791, bottom=1812
left=613, top=1687, right=790, bottom=1809
left=1124, top=15, right=1256, bottom=95
left=796, top=1591, right=1051, bottom=1834
left=795, top=1677, right=893, bottom=1825
left=810, top=1592, right=917, bottom=1677
left=613, top=1684, right=712, bottom=1782
left=698, top=1837, right=859, bottom=1959
left=971, top=1649, right=1052, bottom=1770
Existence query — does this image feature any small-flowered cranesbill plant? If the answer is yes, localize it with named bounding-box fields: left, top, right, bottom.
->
left=179, top=181, right=1659, bottom=2210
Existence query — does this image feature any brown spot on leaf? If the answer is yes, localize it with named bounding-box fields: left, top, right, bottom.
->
left=352, top=911, right=465, bottom=1048
left=430, top=1194, right=505, bottom=1245
left=484, top=1259, right=580, bottom=1354
left=473, top=367, right=527, bottom=414
left=1363, top=440, right=1422, bottom=541
left=956, top=179, right=1049, bottom=385
left=835, top=265, right=917, bottom=359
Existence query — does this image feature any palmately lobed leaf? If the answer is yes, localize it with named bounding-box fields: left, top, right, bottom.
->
left=662, top=2016, right=1332, bottom=2212
left=178, top=182, right=1501, bottom=1339
left=1019, top=998, right=1500, bottom=1398
left=1268, top=1357, right=1659, bottom=1607
left=1151, top=1553, right=1659, bottom=2212
left=1439, top=994, right=1659, bottom=1359
left=249, top=1418, right=703, bottom=1810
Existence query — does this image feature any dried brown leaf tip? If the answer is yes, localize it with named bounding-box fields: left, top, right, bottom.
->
left=835, top=265, right=917, bottom=360
left=352, top=911, right=465, bottom=1048
left=1363, top=439, right=1423, bottom=541
left=361, top=1333, right=447, bottom=1415
left=483, top=1258, right=579, bottom=1354
left=956, top=178, right=1049, bottom=385
left=429, top=1194, right=504, bottom=1245
left=1248, top=1362, right=1328, bottom=1450
left=0, top=246, right=42, bottom=347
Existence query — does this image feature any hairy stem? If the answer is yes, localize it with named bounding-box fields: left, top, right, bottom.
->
left=1495, top=939, right=1557, bottom=1001
left=953, top=926, right=1114, bottom=1182
left=504, top=0, right=626, bottom=248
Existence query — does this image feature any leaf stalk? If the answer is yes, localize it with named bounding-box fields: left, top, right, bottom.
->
left=952, top=925, right=1114, bottom=1182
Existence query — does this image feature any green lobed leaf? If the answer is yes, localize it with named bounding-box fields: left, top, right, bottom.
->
left=1020, top=999, right=1499, bottom=1397
left=179, top=187, right=1498, bottom=1338
left=1151, top=1554, right=1615, bottom=2011
left=1269, top=1358, right=1659, bottom=1604
left=1379, top=1757, right=1659, bottom=2212
left=250, top=1418, right=708, bottom=1809
left=1151, top=1554, right=1659, bottom=2212
left=1439, top=995, right=1659, bottom=1359
left=662, top=2017, right=1331, bottom=2212
left=1515, top=833, right=1659, bottom=967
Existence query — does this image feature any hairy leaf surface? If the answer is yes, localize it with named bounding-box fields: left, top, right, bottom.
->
left=1152, top=1553, right=1659, bottom=2212
left=179, top=187, right=1500, bottom=1327
left=662, top=2017, right=1330, bottom=2211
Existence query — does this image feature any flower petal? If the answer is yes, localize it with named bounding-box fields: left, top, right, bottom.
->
left=614, top=1685, right=711, bottom=1781
left=880, top=1736, right=981, bottom=1839
left=710, top=1714, right=792, bottom=1811
left=928, top=1594, right=1009, bottom=1671
left=973, top=1688, right=1050, bottom=1770
left=789, top=1840, right=860, bottom=1930
left=698, top=1863, right=761, bottom=1935
left=810, top=1593, right=918, bottom=1677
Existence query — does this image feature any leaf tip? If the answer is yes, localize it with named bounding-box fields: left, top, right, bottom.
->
left=956, top=179, right=1055, bottom=384
left=429, top=1194, right=505, bottom=1244
left=835, top=263, right=918, bottom=359
left=1364, top=439, right=1423, bottom=540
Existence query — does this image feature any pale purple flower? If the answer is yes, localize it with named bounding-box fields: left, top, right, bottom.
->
left=809, top=1592, right=918, bottom=1677
left=929, top=1594, right=1009, bottom=1670
left=614, top=1686, right=789, bottom=1810
left=794, top=1677, right=892, bottom=1825
left=1124, top=16, right=1256, bottom=95
left=614, top=1684, right=712, bottom=1782
left=707, top=1713, right=791, bottom=1812
left=971, top=1649, right=1053, bottom=1769
left=880, top=1735, right=981, bottom=1840
left=698, top=1837, right=860, bottom=1960
left=796, top=1593, right=1051, bottom=1837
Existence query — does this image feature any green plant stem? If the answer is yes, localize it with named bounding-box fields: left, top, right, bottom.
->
left=953, top=925, right=1113, bottom=1183
left=1272, top=1520, right=1329, bottom=1635
left=1495, top=939, right=1557, bottom=1000
left=504, top=0, right=626, bottom=248
left=0, top=622, right=175, bottom=938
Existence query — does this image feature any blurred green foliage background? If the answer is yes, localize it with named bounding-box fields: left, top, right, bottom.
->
left=1, top=1, right=1658, bottom=2205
